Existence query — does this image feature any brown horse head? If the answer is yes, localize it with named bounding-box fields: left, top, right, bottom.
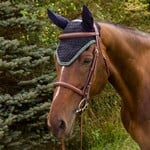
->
left=47, top=6, right=109, bottom=138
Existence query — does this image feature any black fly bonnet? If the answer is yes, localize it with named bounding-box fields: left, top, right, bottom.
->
left=47, top=6, right=100, bottom=66
left=56, top=20, right=97, bottom=66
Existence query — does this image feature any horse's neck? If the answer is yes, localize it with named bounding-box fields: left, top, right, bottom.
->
left=100, top=23, right=150, bottom=103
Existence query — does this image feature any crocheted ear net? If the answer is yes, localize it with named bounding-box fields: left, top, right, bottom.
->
left=56, top=20, right=96, bottom=66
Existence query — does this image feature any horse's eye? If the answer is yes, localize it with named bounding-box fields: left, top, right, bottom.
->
left=82, top=58, right=92, bottom=65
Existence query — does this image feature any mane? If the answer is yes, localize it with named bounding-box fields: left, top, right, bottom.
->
left=110, top=23, right=150, bottom=38
left=102, top=22, right=150, bottom=51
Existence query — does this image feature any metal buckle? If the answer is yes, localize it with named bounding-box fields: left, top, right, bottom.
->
left=76, top=98, right=88, bottom=113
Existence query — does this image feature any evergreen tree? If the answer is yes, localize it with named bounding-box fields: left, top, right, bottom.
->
left=0, top=1, right=55, bottom=149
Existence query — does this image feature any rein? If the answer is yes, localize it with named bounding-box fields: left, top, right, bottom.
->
left=54, top=23, right=109, bottom=150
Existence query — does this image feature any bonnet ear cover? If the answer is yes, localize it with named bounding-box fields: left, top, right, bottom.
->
left=49, top=6, right=97, bottom=66
left=47, top=9, right=69, bottom=29
left=82, top=5, right=94, bottom=32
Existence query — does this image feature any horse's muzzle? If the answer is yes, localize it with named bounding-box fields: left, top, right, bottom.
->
left=47, top=117, right=67, bottom=138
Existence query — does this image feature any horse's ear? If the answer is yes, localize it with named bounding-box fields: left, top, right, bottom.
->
left=82, top=5, right=94, bottom=32
left=47, top=9, right=69, bottom=29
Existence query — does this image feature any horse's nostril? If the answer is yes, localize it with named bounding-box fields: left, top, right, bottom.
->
left=58, top=120, right=66, bottom=130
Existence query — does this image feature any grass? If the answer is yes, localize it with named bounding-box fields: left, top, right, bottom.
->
left=81, top=83, right=140, bottom=150
left=90, top=123, right=139, bottom=150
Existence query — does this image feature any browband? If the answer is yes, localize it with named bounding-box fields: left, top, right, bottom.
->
left=58, top=32, right=99, bottom=39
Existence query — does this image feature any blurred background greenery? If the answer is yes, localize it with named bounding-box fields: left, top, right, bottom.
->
left=0, top=0, right=149, bottom=149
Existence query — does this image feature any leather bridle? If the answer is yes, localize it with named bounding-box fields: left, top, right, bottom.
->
left=54, top=23, right=109, bottom=113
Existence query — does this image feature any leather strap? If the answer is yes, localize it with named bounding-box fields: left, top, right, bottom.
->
left=54, top=82, right=84, bottom=96
left=58, top=32, right=99, bottom=39
left=54, top=23, right=107, bottom=108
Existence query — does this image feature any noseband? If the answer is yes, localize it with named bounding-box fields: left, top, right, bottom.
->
left=54, top=23, right=109, bottom=113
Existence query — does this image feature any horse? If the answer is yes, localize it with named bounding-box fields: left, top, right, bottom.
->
left=47, top=6, right=150, bottom=150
